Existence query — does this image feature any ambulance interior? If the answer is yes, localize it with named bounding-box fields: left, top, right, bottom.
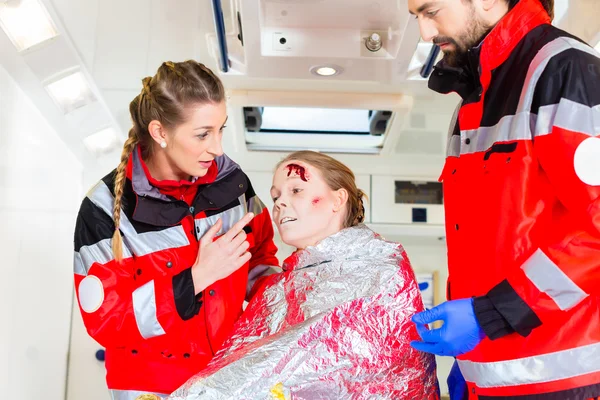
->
left=0, top=0, right=598, bottom=398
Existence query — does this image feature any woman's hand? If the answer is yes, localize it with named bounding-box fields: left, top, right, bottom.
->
left=191, top=212, right=254, bottom=294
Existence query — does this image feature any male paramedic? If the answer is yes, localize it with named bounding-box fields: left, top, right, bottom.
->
left=408, top=0, right=600, bottom=398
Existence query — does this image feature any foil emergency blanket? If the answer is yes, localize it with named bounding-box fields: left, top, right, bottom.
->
left=168, top=225, right=438, bottom=399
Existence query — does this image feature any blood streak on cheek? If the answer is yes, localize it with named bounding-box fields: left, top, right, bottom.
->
left=311, top=197, right=322, bottom=206
left=286, top=164, right=309, bottom=181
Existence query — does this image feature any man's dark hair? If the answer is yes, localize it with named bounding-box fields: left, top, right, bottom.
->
left=507, top=0, right=554, bottom=20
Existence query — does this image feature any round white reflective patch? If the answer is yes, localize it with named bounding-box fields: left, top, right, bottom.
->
left=78, top=275, right=104, bottom=313
left=574, top=137, right=600, bottom=186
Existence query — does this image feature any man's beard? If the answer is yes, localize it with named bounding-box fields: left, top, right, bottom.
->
left=436, top=10, right=492, bottom=67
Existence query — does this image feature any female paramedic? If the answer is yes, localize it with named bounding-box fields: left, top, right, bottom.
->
left=72, top=60, right=279, bottom=400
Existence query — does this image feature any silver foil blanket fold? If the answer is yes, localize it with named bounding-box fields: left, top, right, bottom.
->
left=168, top=224, right=439, bottom=399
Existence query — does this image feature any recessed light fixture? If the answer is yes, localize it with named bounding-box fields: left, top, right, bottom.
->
left=0, top=0, right=58, bottom=52
left=83, top=127, right=121, bottom=155
left=310, top=65, right=343, bottom=77
left=44, top=70, right=97, bottom=114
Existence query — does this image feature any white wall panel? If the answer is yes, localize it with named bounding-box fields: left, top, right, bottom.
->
left=0, top=65, right=82, bottom=399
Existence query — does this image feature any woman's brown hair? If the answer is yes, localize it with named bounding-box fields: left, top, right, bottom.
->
left=112, top=60, right=225, bottom=261
left=276, top=151, right=368, bottom=228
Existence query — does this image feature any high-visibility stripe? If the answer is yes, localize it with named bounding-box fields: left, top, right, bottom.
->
left=126, top=225, right=190, bottom=257
left=535, top=100, right=600, bottom=137
left=73, top=238, right=132, bottom=276
left=458, top=342, right=600, bottom=388
left=73, top=181, right=190, bottom=274
left=239, top=193, right=267, bottom=215
left=521, top=248, right=588, bottom=311
left=195, top=204, right=246, bottom=239
left=248, top=195, right=267, bottom=215
left=447, top=134, right=461, bottom=157
left=460, top=112, right=532, bottom=155
left=459, top=101, right=600, bottom=156
left=452, top=38, right=600, bottom=157
left=132, top=280, right=166, bottom=339
left=519, top=37, right=600, bottom=114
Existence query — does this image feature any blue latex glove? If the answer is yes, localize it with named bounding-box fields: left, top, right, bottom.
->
left=447, top=360, right=468, bottom=400
left=410, top=298, right=485, bottom=356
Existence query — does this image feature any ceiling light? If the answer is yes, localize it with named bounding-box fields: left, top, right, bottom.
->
left=310, top=65, right=343, bottom=77
left=83, top=127, right=121, bottom=155
left=595, top=41, right=600, bottom=52
left=44, top=70, right=97, bottom=114
left=0, top=0, right=58, bottom=52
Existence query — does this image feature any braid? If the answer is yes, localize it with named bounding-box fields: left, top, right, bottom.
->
left=197, top=62, right=219, bottom=81
left=111, top=131, right=138, bottom=262
left=137, top=76, right=153, bottom=122
left=352, top=189, right=367, bottom=226
left=165, top=61, right=183, bottom=78
left=141, top=76, right=152, bottom=95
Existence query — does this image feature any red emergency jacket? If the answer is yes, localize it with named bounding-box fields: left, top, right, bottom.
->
left=73, top=147, right=279, bottom=396
left=430, top=0, right=600, bottom=398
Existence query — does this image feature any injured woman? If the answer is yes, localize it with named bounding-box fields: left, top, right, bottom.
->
left=162, top=151, right=439, bottom=399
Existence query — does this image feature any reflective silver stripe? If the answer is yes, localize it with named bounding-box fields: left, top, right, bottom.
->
left=239, top=193, right=267, bottom=216
left=239, top=193, right=248, bottom=214
left=535, top=100, right=600, bottom=137
left=246, top=264, right=279, bottom=298
left=195, top=204, right=246, bottom=239
left=132, top=280, right=166, bottom=339
left=248, top=195, right=267, bottom=215
left=125, top=225, right=189, bottom=257
left=86, top=181, right=135, bottom=236
left=73, top=238, right=133, bottom=276
left=461, top=112, right=532, bottom=155
left=521, top=248, right=588, bottom=311
left=446, top=101, right=462, bottom=158
left=110, top=389, right=168, bottom=400
left=458, top=342, right=600, bottom=388
left=459, top=102, right=600, bottom=155
left=457, top=38, right=600, bottom=156
left=73, top=254, right=87, bottom=276
left=86, top=181, right=190, bottom=256
left=518, top=37, right=600, bottom=113
left=447, top=134, right=461, bottom=157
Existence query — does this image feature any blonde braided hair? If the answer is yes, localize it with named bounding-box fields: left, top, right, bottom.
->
left=111, top=133, right=139, bottom=261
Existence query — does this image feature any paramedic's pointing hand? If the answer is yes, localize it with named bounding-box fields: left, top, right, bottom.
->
left=192, top=212, right=255, bottom=294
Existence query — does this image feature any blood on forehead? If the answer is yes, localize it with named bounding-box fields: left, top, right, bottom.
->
left=285, top=163, right=309, bottom=181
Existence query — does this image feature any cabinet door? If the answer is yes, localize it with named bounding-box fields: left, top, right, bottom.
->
left=371, top=175, right=444, bottom=225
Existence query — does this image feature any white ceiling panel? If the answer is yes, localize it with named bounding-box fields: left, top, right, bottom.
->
left=145, top=0, right=198, bottom=75
left=49, top=0, right=99, bottom=70
left=92, top=0, right=150, bottom=90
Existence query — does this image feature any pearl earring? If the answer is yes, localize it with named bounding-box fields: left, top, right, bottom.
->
left=160, top=140, right=167, bottom=149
